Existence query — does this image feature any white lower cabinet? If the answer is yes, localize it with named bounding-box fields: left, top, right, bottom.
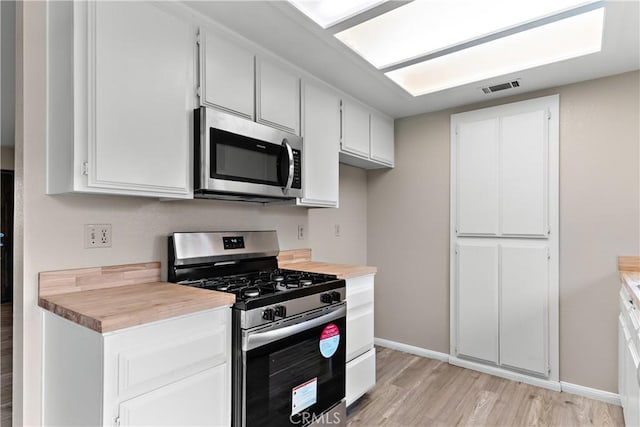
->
left=43, top=308, right=231, bottom=427
left=619, top=288, right=640, bottom=427
left=345, top=274, right=376, bottom=406
left=455, top=241, right=550, bottom=375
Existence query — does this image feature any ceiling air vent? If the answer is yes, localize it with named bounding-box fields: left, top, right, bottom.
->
left=481, top=80, right=521, bottom=94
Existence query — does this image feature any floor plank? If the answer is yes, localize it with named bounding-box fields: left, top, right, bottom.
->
left=0, top=303, right=11, bottom=427
left=348, top=347, right=624, bottom=427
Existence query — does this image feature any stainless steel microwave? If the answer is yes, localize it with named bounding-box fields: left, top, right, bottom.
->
left=194, top=107, right=303, bottom=202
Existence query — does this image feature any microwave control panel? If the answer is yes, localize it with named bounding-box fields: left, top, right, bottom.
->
left=293, top=149, right=302, bottom=189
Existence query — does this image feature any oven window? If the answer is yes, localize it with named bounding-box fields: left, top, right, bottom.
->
left=211, top=128, right=283, bottom=186
left=244, top=317, right=346, bottom=427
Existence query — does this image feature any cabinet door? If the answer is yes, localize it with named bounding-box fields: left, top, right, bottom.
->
left=299, top=82, right=340, bottom=207
left=88, top=2, right=191, bottom=196
left=341, top=100, right=370, bottom=158
left=624, top=340, right=640, bottom=427
left=200, top=30, right=254, bottom=120
left=256, top=59, right=300, bottom=134
left=118, top=365, right=228, bottom=427
left=346, top=348, right=376, bottom=407
left=370, top=113, right=394, bottom=166
left=500, top=110, right=549, bottom=236
left=456, top=118, right=499, bottom=235
left=456, top=242, right=499, bottom=363
left=500, top=244, right=549, bottom=376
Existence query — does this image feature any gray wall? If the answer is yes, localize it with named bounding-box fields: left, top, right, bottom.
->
left=1, top=0, right=16, bottom=148
left=368, top=70, right=640, bottom=393
left=1, top=146, right=14, bottom=169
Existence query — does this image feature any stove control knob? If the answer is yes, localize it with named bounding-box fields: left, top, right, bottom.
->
left=274, top=305, right=286, bottom=318
left=262, top=308, right=275, bottom=321
left=330, top=291, right=341, bottom=303
left=320, top=293, right=333, bottom=304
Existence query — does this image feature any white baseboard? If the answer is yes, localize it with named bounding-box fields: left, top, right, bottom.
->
left=374, top=337, right=449, bottom=362
left=449, top=356, right=562, bottom=392
left=560, top=381, right=621, bottom=406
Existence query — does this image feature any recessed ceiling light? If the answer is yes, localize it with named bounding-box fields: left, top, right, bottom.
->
left=287, top=0, right=388, bottom=29
left=385, top=7, right=604, bottom=97
left=335, top=0, right=601, bottom=69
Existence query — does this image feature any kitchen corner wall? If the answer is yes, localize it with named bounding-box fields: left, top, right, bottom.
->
left=1, top=147, right=14, bottom=170
left=13, top=3, right=368, bottom=423
left=368, top=70, right=640, bottom=393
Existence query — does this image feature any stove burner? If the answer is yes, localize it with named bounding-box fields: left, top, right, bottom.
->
left=273, top=275, right=285, bottom=282
left=243, top=287, right=260, bottom=298
left=300, top=279, right=313, bottom=287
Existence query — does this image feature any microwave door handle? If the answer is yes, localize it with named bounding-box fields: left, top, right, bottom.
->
left=282, top=139, right=295, bottom=194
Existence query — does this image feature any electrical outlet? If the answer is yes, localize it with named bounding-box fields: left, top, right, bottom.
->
left=85, top=224, right=112, bottom=248
left=297, top=224, right=305, bottom=240
left=334, top=224, right=341, bottom=237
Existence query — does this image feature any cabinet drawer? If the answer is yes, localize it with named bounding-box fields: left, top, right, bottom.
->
left=347, top=304, right=374, bottom=362
left=346, top=348, right=376, bottom=407
left=105, top=308, right=230, bottom=400
left=346, top=275, right=374, bottom=304
left=118, top=365, right=228, bottom=427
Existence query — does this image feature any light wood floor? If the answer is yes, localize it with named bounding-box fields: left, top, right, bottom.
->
left=347, top=347, right=624, bottom=427
left=0, top=303, right=11, bottom=427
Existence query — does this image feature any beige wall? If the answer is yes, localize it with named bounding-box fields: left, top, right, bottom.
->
left=308, top=164, right=368, bottom=265
left=1, top=147, right=14, bottom=170
left=368, top=70, right=640, bottom=393
left=13, top=4, right=368, bottom=424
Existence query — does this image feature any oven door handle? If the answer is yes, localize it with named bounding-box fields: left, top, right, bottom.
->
left=281, top=138, right=295, bottom=195
left=244, top=305, right=346, bottom=351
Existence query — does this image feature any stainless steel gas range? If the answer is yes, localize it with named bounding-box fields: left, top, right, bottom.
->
left=168, top=231, right=346, bottom=427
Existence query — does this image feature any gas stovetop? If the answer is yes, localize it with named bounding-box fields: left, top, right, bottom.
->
left=178, top=268, right=337, bottom=298
left=176, top=268, right=342, bottom=310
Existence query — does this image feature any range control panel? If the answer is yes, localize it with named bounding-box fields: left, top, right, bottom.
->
left=223, top=236, right=245, bottom=250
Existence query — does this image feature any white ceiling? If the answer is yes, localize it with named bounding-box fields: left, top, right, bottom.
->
left=185, top=0, right=640, bottom=119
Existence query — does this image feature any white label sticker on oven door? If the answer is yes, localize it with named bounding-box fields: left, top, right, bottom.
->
left=291, top=377, right=317, bottom=415
left=319, top=323, right=340, bottom=358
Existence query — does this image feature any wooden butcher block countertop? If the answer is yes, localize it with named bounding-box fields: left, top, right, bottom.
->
left=278, top=249, right=377, bottom=279
left=38, top=262, right=235, bottom=333
left=619, top=256, right=640, bottom=307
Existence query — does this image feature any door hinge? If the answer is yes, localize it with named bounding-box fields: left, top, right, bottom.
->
left=114, top=417, right=120, bottom=427
left=196, top=86, right=201, bottom=98
left=195, top=30, right=201, bottom=45
left=81, top=161, right=88, bottom=176
left=547, top=111, right=551, bottom=120
left=455, top=125, right=459, bottom=136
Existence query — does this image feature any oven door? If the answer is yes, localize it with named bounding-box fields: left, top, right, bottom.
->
left=240, top=304, right=346, bottom=427
left=198, top=108, right=302, bottom=199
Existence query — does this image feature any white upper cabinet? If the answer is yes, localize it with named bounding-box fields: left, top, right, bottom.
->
left=47, top=1, right=193, bottom=198
left=454, top=106, right=550, bottom=237
left=298, top=82, right=340, bottom=207
left=256, top=58, right=300, bottom=135
left=370, top=113, right=395, bottom=166
left=341, top=99, right=371, bottom=158
left=501, top=110, right=549, bottom=237
left=199, top=30, right=254, bottom=120
left=340, top=99, right=394, bottom=169
left=456, top=118, right=500, bottom=236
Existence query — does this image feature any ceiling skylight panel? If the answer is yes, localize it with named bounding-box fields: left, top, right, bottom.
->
left=385, top=7, right=604, bottom=96
left=335, top=0, right=600, bottom=69
left=287, top=0, right=388, bottom=29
